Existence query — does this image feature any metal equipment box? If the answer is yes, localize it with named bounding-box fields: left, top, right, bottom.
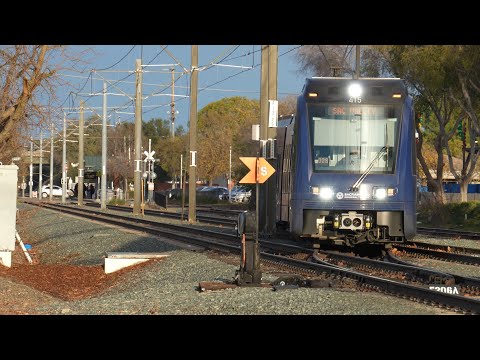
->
left=0, top=165, right=18, bottom=267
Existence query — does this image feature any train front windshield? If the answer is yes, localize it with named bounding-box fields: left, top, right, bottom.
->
left=309, top=104, right=401, bottom=174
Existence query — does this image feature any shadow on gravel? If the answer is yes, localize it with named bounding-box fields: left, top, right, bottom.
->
left=109, top=237, right=181, bottom=254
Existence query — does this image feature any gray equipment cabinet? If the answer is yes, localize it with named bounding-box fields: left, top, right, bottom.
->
left=0, top=165, right=18, bottom=267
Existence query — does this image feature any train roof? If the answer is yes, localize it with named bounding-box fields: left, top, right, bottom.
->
left=303, top=77, right=407, bottom=99
left=311, top=77, right=401, bottom=80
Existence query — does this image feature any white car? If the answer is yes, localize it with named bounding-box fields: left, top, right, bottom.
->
left=229, top=186, right=251, bottom=202
left=41, top=185, right=72, bottom=198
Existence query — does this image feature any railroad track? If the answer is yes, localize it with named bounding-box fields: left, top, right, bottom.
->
left=393, top=243, right=480, bottom=266
left=22, top=200, right=480, bottom=314
left=418, top=227, right=480, bottom=240
left=84, top=202, right=238, bottom=228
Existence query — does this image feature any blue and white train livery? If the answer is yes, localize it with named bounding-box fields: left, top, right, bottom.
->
left=276, top=77, right=417, bottom=247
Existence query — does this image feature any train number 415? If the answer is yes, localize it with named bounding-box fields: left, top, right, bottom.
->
left=349, top=96, right=362, bottom=103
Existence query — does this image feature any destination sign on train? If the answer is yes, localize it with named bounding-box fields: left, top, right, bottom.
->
left=327, top=105, right=386, bottom=117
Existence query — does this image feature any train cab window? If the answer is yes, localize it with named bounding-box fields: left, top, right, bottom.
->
left=309, top=104, right=401, bottom=174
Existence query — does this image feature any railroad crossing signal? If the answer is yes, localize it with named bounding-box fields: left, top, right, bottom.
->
left=142, top=171, right=157, bottom=180
left=239, top=157, right=275, bottom=184
left=143, top=150, right=155, bottom=162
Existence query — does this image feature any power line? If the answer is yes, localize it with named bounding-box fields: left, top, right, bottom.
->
left=198, top=45, right=240, bottom=69
left=95, top=45, right=136, bottom=71
left=63, top=45, right=303, bottom=124
left=142, top=45, right=298, bottom=118
left=145, top=46, right=167, bottom=65
left=59, top=72, right=92, bottom=108
left=222, top=46, right=261, bottom=63
left=280, top=45, right=303, bottom=57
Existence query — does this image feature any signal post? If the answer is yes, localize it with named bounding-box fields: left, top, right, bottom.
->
left=235, top=156, right=275, bottom=286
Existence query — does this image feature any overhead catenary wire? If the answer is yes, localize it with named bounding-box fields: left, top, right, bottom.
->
left=141, top=45, right=301, bottom=117
left=59, top=45, right=137, bottom=107
left=62, top=45, right=303, bottom=124
left=95, top=45, right=137, bottom=71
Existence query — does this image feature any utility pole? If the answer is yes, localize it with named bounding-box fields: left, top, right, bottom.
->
left=258, top=45, right=269, bottom=233
left=180, top=154, right=183, bottom=189
left=62, top=113, right=67, bottom=204
left=78, top=100, right=85, bottom=206
left=355, top=45, right=360, bottom=79
left=133, top=59, right=143, bottom=215
left=170, top=68, right=176, bottom=138
left=39, top=131, right=43, bottom=199
left=258, top=45, right=278, bottom=234
left=101, top=81, right=107, bottom=210
left=229, top=145, right=232, bottom=202
left=266, top=45, right=278, bottom=234
left=188, top=45, right=198, bottom=223
left=50, top=122, right=54, bottom=201
left=29, top=137, right=33, bottom=198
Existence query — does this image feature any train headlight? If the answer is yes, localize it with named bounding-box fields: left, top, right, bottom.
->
left=348, top=83, right=362, bottom=98
left=319, top=187, right=334, bottom=200
left=373, top=187, right=387, bottom=199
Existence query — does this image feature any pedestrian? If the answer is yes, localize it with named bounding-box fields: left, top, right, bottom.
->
left=89, top=184, right=95, bottom=199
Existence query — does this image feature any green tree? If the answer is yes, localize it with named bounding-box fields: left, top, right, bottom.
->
left=447, top=45, right=480, bottom=201
left=361, top=46, right=467, bottom=203
left=197, top=97, right=260, bottom=185
left=142, top=118, right=186, bottom=185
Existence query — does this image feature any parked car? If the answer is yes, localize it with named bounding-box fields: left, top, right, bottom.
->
left=166, top=188, right=183, bottom=199
left=41, top=185, right=73, bottom=198
left=229, top=186, right=251, bottom=203
left=198, top=186, right=229, bottom=201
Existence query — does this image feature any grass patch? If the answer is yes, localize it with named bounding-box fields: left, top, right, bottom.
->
left=417, top=200, right=480, bottom=231
left=108, top=198, right=126, bottom=206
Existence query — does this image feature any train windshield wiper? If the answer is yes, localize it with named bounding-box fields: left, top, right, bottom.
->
left=350, top=146, right=387, bottom=192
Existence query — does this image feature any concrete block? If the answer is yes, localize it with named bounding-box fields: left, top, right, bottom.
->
left=104, top=252, right=170, bottom=274
left=0, top=251, right=12, bottom=268
left=104, top=258, right=150, bottom=274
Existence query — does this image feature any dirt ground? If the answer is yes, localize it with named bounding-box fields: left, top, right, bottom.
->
left=0, top=207, right=156, bottom=314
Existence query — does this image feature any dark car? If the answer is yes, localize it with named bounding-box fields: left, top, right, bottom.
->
left=198, top=186, right=229, bottom=201
left=166, top=188, right=183, bottom=199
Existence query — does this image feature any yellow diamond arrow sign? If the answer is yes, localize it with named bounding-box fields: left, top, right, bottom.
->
left=239, top=157, right=276, bottom=184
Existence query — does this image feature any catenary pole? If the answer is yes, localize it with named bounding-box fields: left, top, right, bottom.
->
left=188, top=45, right=198, bottom=223
left=78, top=100, right=85, bottom=206
left=133, top=59, right=143, bottom=215
left=50, top=122, right=54, bottom=201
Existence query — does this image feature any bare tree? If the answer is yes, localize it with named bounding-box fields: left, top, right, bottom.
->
left=296, top=45, right=356, bottom=77
left=278, top=94, right=297, bottom=116
left=0, top=45, right=91, bottom=164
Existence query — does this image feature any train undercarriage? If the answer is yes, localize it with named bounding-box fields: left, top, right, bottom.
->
left=297, top=209, right=406, bottom=249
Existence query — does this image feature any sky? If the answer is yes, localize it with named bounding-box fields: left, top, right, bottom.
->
left=59, top=45, right=308, bottom=131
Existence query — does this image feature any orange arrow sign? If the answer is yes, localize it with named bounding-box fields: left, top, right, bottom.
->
left=239, top=157, right=276, bottom=184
